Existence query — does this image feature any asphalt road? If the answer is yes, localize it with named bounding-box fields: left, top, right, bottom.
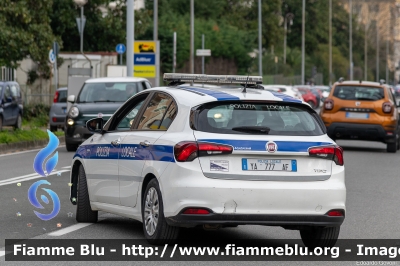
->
left=1, top=139, right=400, bottom=266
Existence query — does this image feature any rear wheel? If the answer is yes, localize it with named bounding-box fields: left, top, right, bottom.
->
left=76, top=165, right=98, bottom=223
left=387, top=141, right=397, bottom=153
left=50, top=125, right=57, bottom=132
left=300, top=226, right=340, bottom=248
left=14, top=114, right=21, bottom=129
left=307, top=100, right=315, bottom=109
left=142, top=178, right=179, bottom=245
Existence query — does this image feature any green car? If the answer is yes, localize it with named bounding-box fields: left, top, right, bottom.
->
left=65, top=77, right=151, bottom=151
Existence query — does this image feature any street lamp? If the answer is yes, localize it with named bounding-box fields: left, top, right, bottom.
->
left=73, top=0, right=91, bottom=74
left=283, top=12, right=294, bottom=65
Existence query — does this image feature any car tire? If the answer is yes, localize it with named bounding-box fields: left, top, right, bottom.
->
left=76, top=165, right=98, bottom=223
left=50, top=125, right=57, bottom=132
left=307, top=100, right=315, bottom=109
left=142, top=178, right=179, bottom=245
left=300, top=226, right=340, bottom=248
left=66, top=142, right=78, bottom=152
left=14, top=114, right=22, bottom=130
left=387, top=141, right=397, bottom=153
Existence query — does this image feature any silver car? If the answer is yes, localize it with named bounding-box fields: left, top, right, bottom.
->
left=49, top=87, right=67, bottom=131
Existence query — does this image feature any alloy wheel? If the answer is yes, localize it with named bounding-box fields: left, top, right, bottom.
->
left=144, top=187, right=159, bottom=236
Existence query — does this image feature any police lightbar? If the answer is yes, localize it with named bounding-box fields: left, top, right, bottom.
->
left=163, top=73, right=263, bottom=85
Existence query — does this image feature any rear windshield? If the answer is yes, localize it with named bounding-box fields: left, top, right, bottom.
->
left=333, top=85, right=384, bottom=101
left=77, top=82, right=146, bottom=103
left=195, top=102, right=324, bottom=136
left=58, top=90, right=67, bottom=102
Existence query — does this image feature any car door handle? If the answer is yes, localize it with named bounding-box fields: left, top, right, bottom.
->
left=111, top=139, right=121, bottom=146
left=140, top=140, right=151, bottom=147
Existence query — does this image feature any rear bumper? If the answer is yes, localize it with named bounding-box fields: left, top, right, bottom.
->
left=165, top=212, right=345, bottom=228
left=326, top=122, right=396, bottom=142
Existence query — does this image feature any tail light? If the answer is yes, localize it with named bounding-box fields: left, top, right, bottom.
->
left=53, top=91, right=59, bottom=103
left=174, top=141, right=233, bottom=162
left=182, top=208, right=211, bottom=215
left=324, top=99, right=334, bottom=110
left=326, top=210, right=344, bottom=217
left=308, top=145, right=344, bottom=166
left=382, top=102, right=392, bottom=114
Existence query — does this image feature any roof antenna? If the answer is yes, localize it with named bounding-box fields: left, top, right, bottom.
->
left=242, top=76, right=249, bottom=93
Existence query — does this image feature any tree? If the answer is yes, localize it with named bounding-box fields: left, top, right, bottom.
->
left=0, top=0, right=58, bottom=69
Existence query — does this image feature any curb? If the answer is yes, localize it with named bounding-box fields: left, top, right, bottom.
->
left=0, top=136, right=65, bottom=155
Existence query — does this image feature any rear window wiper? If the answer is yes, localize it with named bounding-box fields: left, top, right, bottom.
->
left=231, top=126, right=270, bottom=134
left=93, top=100, right=118, bottom=103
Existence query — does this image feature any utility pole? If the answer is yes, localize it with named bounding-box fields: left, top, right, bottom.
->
left=365, top=19, right=368, bottom=80
left=349, top=0, right=353, bottom=80
left=202, top=34, right=205, bottom=75
left=127, top=0, right=134, bottom=77
left=173, top=32, right=177, bottom=73
left=301, top=0, right=305, bottom=85
left=329, top=0, right=332, bottom=86
left=190, top=0, right=194, bottom=73
left=386, top=39, right=389, bottom=83
left=376, top=21, right=379, bottom=82
left=154, top=0, right=158, bottom=41
left=258, top=0, right=262, bottom=76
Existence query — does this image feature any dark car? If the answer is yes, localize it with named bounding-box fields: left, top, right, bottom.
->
left=65, top=77, right=151, bottom=151
left=49, top=87, right=67, bottom=132
left=0, top=81, right=23, bottom=130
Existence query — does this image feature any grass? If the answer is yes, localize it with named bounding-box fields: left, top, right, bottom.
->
left=0, top=117, right=64, bottom=144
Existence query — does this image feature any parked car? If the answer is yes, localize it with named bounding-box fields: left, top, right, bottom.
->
left=261, top=85, right=304, bottom=101
left=314, top=85, right=331, bottom=102
left=49, top=87, right=67, bottom=132
left=296, top=87, right=318, bottom=109
left=320, top=79, right=400, bottom=152
left=394, top=84, right=400, bottom=96
left=65, top=77, right=152, bottom=151
left=0, top=81, right=23, bottom=130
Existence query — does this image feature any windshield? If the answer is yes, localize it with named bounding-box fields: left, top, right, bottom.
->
left=195, top=102, right=324, bottom=136
left=77, top=82, right=146, bottom=103
left=333, top=85, right=384, bottom=101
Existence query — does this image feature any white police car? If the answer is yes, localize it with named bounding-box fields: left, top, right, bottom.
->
left=69, top=74, right=345, bottom=247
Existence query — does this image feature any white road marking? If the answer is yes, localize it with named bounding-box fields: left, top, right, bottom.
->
left=0, top=145, right=66, bottom=157
left=0, top=169, right=70, bottom=187
left=62, top=166, right=72, bottom=169
left=48, top=223, right=94, bottom=236
left=0, top=251, right=4, bottom=257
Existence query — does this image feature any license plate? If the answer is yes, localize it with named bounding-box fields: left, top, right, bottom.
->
left=242, top=158, right=297, bottom=172
left=346, top=112, right=369, bottom=119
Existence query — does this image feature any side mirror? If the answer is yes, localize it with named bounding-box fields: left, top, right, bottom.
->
left=67, top=95, right=75, bottom=103
left=86, top=118, right=104, bottom=134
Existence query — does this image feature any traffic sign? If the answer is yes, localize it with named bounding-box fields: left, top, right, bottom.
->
left=196, top=49, right=211, bottom=56
left=49, top=49, right=56, bottom=64
left=116, top=44, right=126, bottom=54
left=134, top=54, right=155, bottom=65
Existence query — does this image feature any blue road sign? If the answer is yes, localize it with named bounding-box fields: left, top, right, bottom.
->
left=134, top=54, right=155, bottom=65
left=116, top=44, right=126, bottom=54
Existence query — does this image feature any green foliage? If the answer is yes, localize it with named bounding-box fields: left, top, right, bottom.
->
left=0, top=0, right=59, bottom=71
left=22, top=103, right=50, bottom=127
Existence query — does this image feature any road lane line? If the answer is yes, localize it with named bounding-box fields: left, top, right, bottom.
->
left=0, top=169, right=70, bottom=187
left=62, top=166, right=72, bottom=169
left=48, top=223, right=94, bottom=236
left=0, top=173, right=38, bottom=183
left=0, top=145, right=66, bottom=157
left=0, top=251, right=4, bottom=257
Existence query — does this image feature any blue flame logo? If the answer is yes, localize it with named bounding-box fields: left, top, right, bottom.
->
left=30, top=130, right=60, bottom=221
left=33, top=130, right=59, bottom=176
left=28, top=180, right=60, bottom=220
